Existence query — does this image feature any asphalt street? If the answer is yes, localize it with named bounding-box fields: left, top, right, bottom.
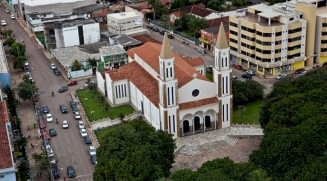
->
left=0, top=6, right=94, bottom=181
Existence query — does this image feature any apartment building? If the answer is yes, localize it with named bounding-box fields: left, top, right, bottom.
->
left=314, top=0, right=327, bottom=64
left=107, top=11, right=145, bottom=35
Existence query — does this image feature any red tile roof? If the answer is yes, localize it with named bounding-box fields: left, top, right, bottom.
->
left=172, top=10, right=181, bottom=17
left=207, top=17, right=229, bottom=28
left=179, top=97, right=219, bottom=110
left=0, top=101, right=13, bottom=170
left=108, top=61, right=159, bottom=107
left=190, top=5, right=215, bottom=17
left=182, top=57, right=205, bottom=67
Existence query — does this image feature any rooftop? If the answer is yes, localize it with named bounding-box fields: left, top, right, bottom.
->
left=111, top=34, right=143, bottom=49
left=317, top=6, right=327, bottom=17
left=182, top=57, right=205, bottom=67
left=107, top=11, right=143, bottom=20
left=51, top=42, right=108, bottom=67
left=203, top=23, right=229, bottom=35
left=0, top=101, right=13, bottom=170
left=0, top=41, right=9, bottom=74
left=100, top=44, right=126, bottom=57
left=179, top=97, right=218, bottom=110
left=73, top=4, right=106, bottom=14
left=22, top=0, right=92, bottom=6
left=58, top=19, right=96, bottom=28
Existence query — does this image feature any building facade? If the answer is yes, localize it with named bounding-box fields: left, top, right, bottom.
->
left=98, top=44, right=128, bottom=71
left=0, top=41, right=10, bottom=88
left=96, top=30, right=232, bottom=138
left=107, top=11, right=144, bottom=35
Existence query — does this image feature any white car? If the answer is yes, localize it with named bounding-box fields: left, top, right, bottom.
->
left=1, top=20, right=6, bottom=26
left=46, top=114, right=53, bottom=122
left=62, top=120, right=69, bottom=129
left=276, top=74, right=287, bottom=80
left=89, top=146, right=96, bottom=155
left=10, top=14, right=15, bottom=19
left=80, top=129, right=88, bottom=137
left=78, top=121, right=85, bottom=129
left=74, top=111, right=81, bottom=120
left=46, top=145, right=54, bottom=157
left=246, top=70, right=255, bottom=76
left=50, top=63, right=56, bottom=70
left=5, top=9, right=9, bottom=13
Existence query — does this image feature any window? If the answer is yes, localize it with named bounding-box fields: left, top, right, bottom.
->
left=230, top=22, right=238, bottom=27
left=322, top=32, right=327, bottom=36
left=115, top=86, right=118, bottom=98
left=275, top=49, right=281, bottom=53
left=290, top=17, right=294, bottom=21
left=230, top=38, right=238, bottom=43
left=167, top=87, right=170, bottom=105
left=222, top=77, right=225, bottom=94
left=225, top=76, right=228, bottom=94
left=288, top=36, right=301, bottom=42
left=321, top=39, right=327, bottom=44
left=275, top=57, right=281, bottom=62
left=168, top=116, right=171, bottom=133
left=166, top=68, right=168, bottom=78
left=231, top=46, right=238, bottom=51
left=276, top=31, right=282, bottom=36
left=171, top=87, right=174, bottom=105
left=225, top=57, right=227, bottom=67
left=275, top=40, right=282, bottom=45
left=192, top=89, right=200, bottom=97
left=170, top=67, right=173, bottom=77
left=222, top=104, right=225, bottom=122
left=124, top=84, right=127, bottom=97
left=173, top=115, right=175, bottom=132
left=263, top=33, right=272, bottom=37
left=289, top=27, right=302, bottom=34
left=226, top=104, right=229, bottom=121
left=221, top=58, right=224, bottom=67
left=323, top=23, right=327, bottom=27
left=230, top=30, right=238, bottom=35
left=256, top=31, right=262, bottom=36
left=321, top=48, right=327, bottom=52
left=118, top=85, right=121, bottom=98
left=288, top=44, right=301, bottom=51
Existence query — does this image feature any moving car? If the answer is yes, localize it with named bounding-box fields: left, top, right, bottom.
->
left=62, top=120, right=69, bottom=129
left=233, top=64, right=243, bottom=70
left=58, top=86, right=68, bottom=93
left=60, top=104, right=68, bottom=113
left=276, top=74, right=287, bottom=80
left=80, top=129, right=88, bottom=137
left=67, top=80, right=77, bottom=86
left=85, top=135, right=92, bottom=144
left=295, top=68, right=305, bottom=74
left=41, top=130, right=51, bottom=140
left=89, top=146, right=96, bottom=155
left=67, top=166, right=76, bottom=178
left=1, top=20, right=7, bottom=26
left=39, top=119, right=46, bottom=129
left=90, top=155, right=97, bottom=164
left=46, top=114, right=53, bottom=122
left=52, top=165, right=60, bottom=179
left=74, top=111, right=81, bottom=120
left=78, top=121, right=85, bottom=129
left=50, top=63, right=56, bottom=70
left=246, top=70, right=255, bottom=76
left=42, top=106, right=49, bottom=113
left=49, top=128, right=57, bottom=137
left=241, top=74, right=252, bottom=79
left=10, top=14, right=15, bottom=19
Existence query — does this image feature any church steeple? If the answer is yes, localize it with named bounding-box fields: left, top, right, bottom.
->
left=160, top=33, right=173, bottom=59
left=215, top=22, right=229, bottom=49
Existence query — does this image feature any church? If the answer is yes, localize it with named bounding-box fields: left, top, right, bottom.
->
left=96, top=23, right=232, bottom=138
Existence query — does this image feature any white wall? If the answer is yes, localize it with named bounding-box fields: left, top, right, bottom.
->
left=194, top=65, right=205, bottom=76
left=178, top=79, right=216, bottom=104
left=112, top=79, right=129, bottom=104
left=63, top=26, right=79, bottom=47
left=179, top=103, right=218, bottom=125
left=96, top=72, right=105, bottom=95
left=83, top=23, right=100, bottom=44
left=105, top=73, right=113, bottom=103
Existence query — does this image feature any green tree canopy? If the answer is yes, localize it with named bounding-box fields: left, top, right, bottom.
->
left=93, top=120, right=175, bottom=181
left=10, top=42, right=26, bottom=57
left=174, top=15, right=208, bottom=37
left=71, top=59, right=82, bottom=71
left=232, top=79, right=264, bottom=107
left=4, top=37, right=15, bottom=46
left=206, top=0, right=226, bottom=11
left=17, top=82, right=38, bottom=101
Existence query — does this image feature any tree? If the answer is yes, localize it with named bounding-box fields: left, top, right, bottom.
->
left=10, top=42, right=26, bottom=57
left=22, top=74, right=32, bottom=83
left=88, top=58, right=97, bottom=67
left=247, top=169, right=271, bottom=181
left=18, top=159, right=30, bottom=181
left=3, top=85, right=17, bottom=116
left=170, top=169, right=197, bottom=181
left=13, top=56, right=26, bottom=70
left=231, top=0, right=248, bottom=7
left=32, top=153, right=50, bottom=172
left=4, top=37, right=15, bottom=46
left=232, top=79, right=264, bottom=107
left=206, top=0, right=226, bottom=11
left=93, top=120, right=175, bottom=180
left=17, top=82, right=39, bottom=102
left=71, top=59, right=82, bottom=71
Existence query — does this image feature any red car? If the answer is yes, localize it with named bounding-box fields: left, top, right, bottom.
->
left=67, top=80, right=77, bottom=86
left=41, top=130, right=50, bottom=140
left=39, top=119, right=46, bottom=129
left=233, top=64, right=243, bottom=70
left=295, top=68, right=305, bottom=74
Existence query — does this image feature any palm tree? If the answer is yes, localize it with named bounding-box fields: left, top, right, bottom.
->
left=247, top=169, right=271, bottom=181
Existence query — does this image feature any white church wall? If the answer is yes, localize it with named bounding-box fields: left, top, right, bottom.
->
left=105, top=73, right=113, bottom=103
left=96, top=72, right=105, bottom=95
left=220, top=96, right=231, bottom=128
left=151, top=104, right=160, bottom=130
left=178, top=79, right=216, bottom=104
left=130, top=83, right=137, bottom=106
left=113, top=79, right=129, bottom=105
left=179, top=103, right=219, bottom=123
left=194, top=65, right=205, bottom=76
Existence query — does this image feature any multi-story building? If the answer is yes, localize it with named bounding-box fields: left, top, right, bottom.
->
left=44, top=19, right=100, bottom=50
left=229, top=0, right=327, bottom=76
left=107, top=11, right=146, bottom=35
left=0, top=41, right=10, bottom=88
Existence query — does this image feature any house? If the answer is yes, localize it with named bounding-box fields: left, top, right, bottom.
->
left=0, top=41, right=10, bottom=88
left=200, top=18, right=229, bottom=51
left=51, top=42, right=108, bottom=79
left=169, top=10, right=180, bottom=23
left=96, top=27, right=232, bottom=138
left=98, top=44, right=128, bottom=71
left=73, top=4, right=108, bottom=22
left=0, top=90, right=16, bottom=180
left=107, top=11, right=147, bottom=36
left=44, top=19, right=100, bottom=50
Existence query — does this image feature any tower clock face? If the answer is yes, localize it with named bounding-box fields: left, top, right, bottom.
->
left=223, top=52, right=226, bottom=56
left=167, top=62, right=171, bottom=66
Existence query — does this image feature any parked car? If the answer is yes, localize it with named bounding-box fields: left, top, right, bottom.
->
left=10, top=14, right=15, bottom=19
left=72, top=106, right=78, bottom=113
left=159, top=30, right=165, bottom=35
left=46, top=145, right=54, bottom=157
left=50, top=156, right=56, bottom=165
left=46, top=114, right=53, bottom=122
left=246, top=70, right=255, bottom=76
left=168, top=34, right=174, bottom=39
left=295, top=68, right=305, bottom=74
left=67, top=166, right=76, bottom=178
left=233, top=64, right=243, bottom=70
left=74, top=111, right=81, bottom=120
left=67, top=80, right=77, bottom=86
left=146, top=25, right=152, bottom=29
left=52, top=165, right=60, bottom=179
left=232, top=75, right=238, bottom=80
left=39, top=119, right=46, bottom=129
left=49, top=128, right=57, bottom=137
left=85, top=135, right=92, bottom=144
left=50, top=63, right=56, bottom=70
left=37, top=113, right=43, bottom=120
left=80, top=129, right=88, bottom=137
left=153, top=27, right=159, bottom=32
left=90, top=155, right=97, bottom=165
left=323, top=62, right=327, bottom=67
left=1, top=20, right=6, bottom=26
left=70, top=101, right=76, bottom=108
left=198, top=49, right=206, bottom=55
left=42, top=106, right=49, bottom=113
left=41, top=130, right=51, bottom=140
left=241, top=74, right=252, bottom=79
left=43, top=139, right=50, bottom=147
left=78, top=121, right=85, bottom=129
left=54, top=68, right=61, bottom=76
left=62, top=120, right=69, bottom=129
left=276, top=74, right=287, bottom=80
left=89, top=146, right=96, bottom=155
left=60, top=104, right=68, bottom=113
left=299, top=71, right=306, bottom=76
left=58, top=86, right=68, bottom=93
left=5, top=9, right=10, bottom=13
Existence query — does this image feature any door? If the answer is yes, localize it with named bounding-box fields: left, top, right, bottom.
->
left=194, top=116, right=200, bottom=130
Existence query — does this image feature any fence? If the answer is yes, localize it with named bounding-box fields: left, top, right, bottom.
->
left=149, top=20, right=202, bottom=45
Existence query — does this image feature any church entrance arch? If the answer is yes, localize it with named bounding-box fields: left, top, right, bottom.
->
left=205, top=115, right=211, bottom=128
left=183, top=120, right=190, bottom=133
left=194, top=116, right=200, bottom=130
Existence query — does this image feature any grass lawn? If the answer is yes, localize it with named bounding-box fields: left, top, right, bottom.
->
left=206, top=71, right=213, bottom=81
left=35, top=32, right=46, bottom=47
left=76, top=89, right=134, bottom=122
left=233, top=99, right=264, bottom=124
